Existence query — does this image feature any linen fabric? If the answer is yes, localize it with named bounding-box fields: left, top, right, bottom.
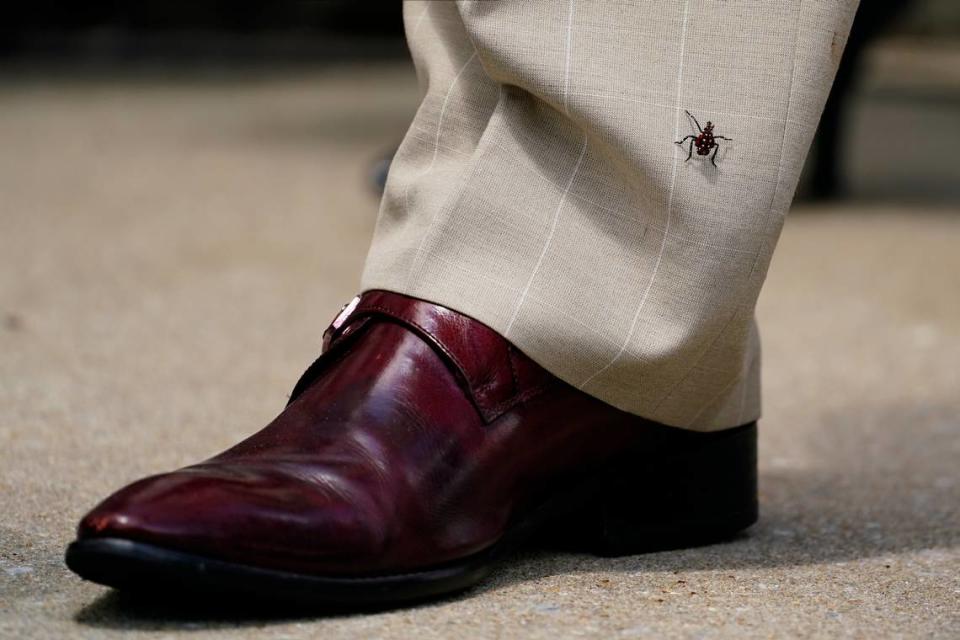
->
left=361, top=0, right=859, bottom=430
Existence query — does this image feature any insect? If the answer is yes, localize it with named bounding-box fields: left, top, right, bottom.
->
left=675, top=110, right=732, bottom=167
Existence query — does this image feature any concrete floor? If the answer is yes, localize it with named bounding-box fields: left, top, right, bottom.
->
left=1, top=63, right=959, bottom=639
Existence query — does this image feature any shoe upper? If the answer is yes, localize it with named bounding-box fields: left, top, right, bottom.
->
left=77, top=290, right=677, bottom=576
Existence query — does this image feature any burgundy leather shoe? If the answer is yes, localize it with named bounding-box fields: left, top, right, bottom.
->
left=65, top=290, right=757, bottom=607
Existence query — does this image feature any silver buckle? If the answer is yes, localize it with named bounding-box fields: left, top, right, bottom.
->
left=322, top=295, right=361, bottom=351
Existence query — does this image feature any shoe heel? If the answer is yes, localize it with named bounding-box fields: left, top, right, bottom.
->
left=565, top=422, right=758, bottom=556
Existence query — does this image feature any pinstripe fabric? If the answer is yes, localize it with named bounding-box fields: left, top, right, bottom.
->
left=362, top=0, right=859, bottom=431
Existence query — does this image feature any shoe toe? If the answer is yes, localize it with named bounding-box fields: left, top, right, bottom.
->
left=76, top=462, right=389, bottom=574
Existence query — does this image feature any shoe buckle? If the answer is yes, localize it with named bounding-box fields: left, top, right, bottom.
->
left=322, top=295, right=361, bottom=351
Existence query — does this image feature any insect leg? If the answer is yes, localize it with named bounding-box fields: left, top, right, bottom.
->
left=685, top=110, right=704, bottom=133
left=710, top=143, right=720, bottom=167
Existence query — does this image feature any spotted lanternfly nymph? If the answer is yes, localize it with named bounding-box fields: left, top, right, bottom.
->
left=675, top=110, right=732, bottom=167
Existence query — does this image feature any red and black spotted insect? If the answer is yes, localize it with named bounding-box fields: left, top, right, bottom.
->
left=675, top=110, right=732, bottom=167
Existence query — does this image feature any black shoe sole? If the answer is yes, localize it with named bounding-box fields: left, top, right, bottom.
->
left=65, top=422, right=758, bottom=609
left=65, top=536, right=494, bottom=609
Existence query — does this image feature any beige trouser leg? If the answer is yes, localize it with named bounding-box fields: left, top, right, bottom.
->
left=361, top=0, right=859, bottom=430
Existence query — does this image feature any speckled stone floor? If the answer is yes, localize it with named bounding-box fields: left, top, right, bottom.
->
left=1, top=63, right=958, bottom=639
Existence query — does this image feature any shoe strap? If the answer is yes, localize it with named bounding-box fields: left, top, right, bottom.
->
left=316, top=290, right=554, bottom=423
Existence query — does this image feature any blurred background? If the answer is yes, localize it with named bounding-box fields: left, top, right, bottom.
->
left=2, top=2, right=959, bottom=638
left=2, top=0, right=959, bottom=199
